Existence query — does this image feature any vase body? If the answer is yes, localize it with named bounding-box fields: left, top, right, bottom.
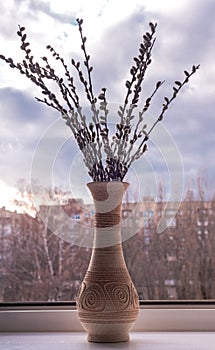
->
left=76, top=181, right=139, bottom=342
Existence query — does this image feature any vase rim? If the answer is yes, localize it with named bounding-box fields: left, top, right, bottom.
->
left=87, top=181, right=129, bottom=185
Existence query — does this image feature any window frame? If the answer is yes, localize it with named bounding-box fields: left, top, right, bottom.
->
left=1, top=301, right=215, bottom=332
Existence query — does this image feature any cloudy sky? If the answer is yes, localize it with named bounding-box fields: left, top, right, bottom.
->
left=0, top=0, right=214, bottom=210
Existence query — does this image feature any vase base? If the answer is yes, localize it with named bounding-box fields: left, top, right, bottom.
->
left=82, top=322, right=132, bottom=343
left=87, top=333, right=129, bottom=343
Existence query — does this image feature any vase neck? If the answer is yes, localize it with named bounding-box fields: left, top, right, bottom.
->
left=87, top=182, right=129, bottom=248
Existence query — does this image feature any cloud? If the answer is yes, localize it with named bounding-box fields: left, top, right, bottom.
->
left=0, top=0, right=214, bottom=203
left=0, top=87, right=61, bottom=185
left=26, top=0, right=77, bottom=24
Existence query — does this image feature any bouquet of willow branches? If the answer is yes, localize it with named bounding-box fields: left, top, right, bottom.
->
left=0, top=18, right=199, bottom=181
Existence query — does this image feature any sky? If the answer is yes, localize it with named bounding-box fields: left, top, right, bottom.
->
left=0, top=0, right=214, bottom=212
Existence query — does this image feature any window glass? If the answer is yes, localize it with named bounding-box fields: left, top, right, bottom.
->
left=1, top=187, right=215, bottom=302
left=0, top=0, right=214, bottom=303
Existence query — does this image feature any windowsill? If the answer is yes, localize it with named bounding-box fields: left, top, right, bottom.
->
left=1, top=304, right=215, bottom=332
left=1, top=332, right=215, bottom=349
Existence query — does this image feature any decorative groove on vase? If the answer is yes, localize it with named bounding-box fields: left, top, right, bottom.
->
left=84, top=271, right=131, bottom=281
left=104, top=283, right=131, bottom=310
left=77, top=279, right=139, bottom=324
left=94, top=211, right=121, bottom=227
left=79, top=314, right=138, bottom=324
left=78, top=312, right=139, bottom=324
left=77, top=282, right=106, bottom=312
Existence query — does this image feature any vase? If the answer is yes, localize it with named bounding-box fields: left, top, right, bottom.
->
left=76, top=181, right=139, bottom=342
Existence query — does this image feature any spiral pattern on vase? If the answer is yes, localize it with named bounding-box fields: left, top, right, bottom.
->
left=105, top=283, right=130, bottom=310
left=78, top=282, right=105, bottom=311
left=131, top=284, right=140, bottom=309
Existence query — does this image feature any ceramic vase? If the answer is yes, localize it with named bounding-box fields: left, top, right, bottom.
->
left=76, top=181, right=139, bottom=342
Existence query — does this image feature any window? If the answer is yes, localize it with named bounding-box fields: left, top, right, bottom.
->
left=1, top=194, right=215, bottom=303
left=0, top=0, right=214, bottom=336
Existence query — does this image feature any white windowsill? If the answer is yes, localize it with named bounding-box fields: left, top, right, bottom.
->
left=1, top=332, right=215, bottom=349
left=1, top=305, right=215, bottom=332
